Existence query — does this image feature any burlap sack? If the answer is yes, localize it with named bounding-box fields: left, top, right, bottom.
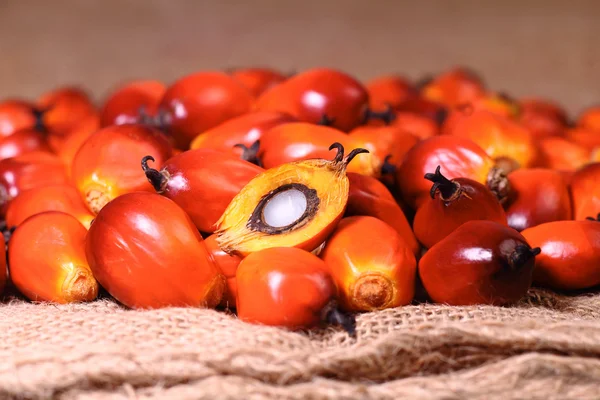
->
left=0, top=288, right=598, bottom=400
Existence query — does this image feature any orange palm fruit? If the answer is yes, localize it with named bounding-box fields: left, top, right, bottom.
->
left=54, top=114, right=101, bottom=175
left=396, top=135, right=509, bottom=210
left=100, top=80, right=166, bottom=127
left=71, top=124, right=173, bottom=214
left=216, top=143, right=368, bottom=256
left=578, top=105, right=600, bottom=132
left=86, top=192, right=225, bottom=309
left=538, top=137, right=591, bottom=171
left=522, top=218, right=600, bottom=290
left=0, top=99, right=39, bottom=138
left=5, top=184, right=95, bottom=229
left=37, top=86, right=97, bottom=136
left=569, top=162, right=600, bottom=221
left=0, top=129, right=50, bottom=160
left=504, top=168, right=572, bottom=231
left=189, top=111, right=296, bottom=155
left=413, top=166, right=507, bottom=249
left=345, top=172, right=419, bottom=256
left=565, top=127, right=600, bottom=152
left=365, top=75, right=418, bottom=111
left=8, top=211, right=98, bottom=303
left=421, top=67, right=486, bottom=107
left=230, top=67, right=288, bottom=97
left=204, top=234, right=242, bottom=308
left=469, top=92, right=520, bottom=119
left=0, top=232, right=6, bottom=295
left=348, top=124, right=419, bottom=172
left=443, top=106, right=538, bottom=169
left=236, top=247, right=354, bottom=332
left=391, top=111, right=439, bottom=140
left=518, top=97, right=567, bottom=138
left=259, top=122, right=380, bottom=177
left=321, top=216, right=417, bottom=311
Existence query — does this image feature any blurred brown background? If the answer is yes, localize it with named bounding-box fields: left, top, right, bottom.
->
left=0, top=0, right=598, bottom=115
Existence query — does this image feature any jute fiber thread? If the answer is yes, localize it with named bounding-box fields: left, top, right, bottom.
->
left=0, top=288, right=599, bottom=399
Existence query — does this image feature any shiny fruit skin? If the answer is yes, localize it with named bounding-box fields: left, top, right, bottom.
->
left=321, top=216, right=417, bottom=311
left=391, top=111, right=439, bottom=140
left=570, top=163, right=600, bottom=221
left=519, top=98, right=566, bottom=138
left=85, top=192, right=225, bottom=309
left=565, top=127, right=600, bottom=152
left=236, top=247, right=335, bottom=329
left=37, top=87, right=97, bottom=135
left=0, top=129, right=50, bottom=160
left=365, top=75, right=418, bottom=111
left=147, top=149, right=262, bottom=233
left=259, top=122, right=379, bottom=177
left=505, top=168, right=572, bottom=231
left=346, top=172, right=419, bottom=256
left=189, top=111, right=296, bottom=154
left=538, top=137, right=591, bottom=171
left=413, top=177, right=507, bottom=249
left=397, top=135, right=497, bottom=210
left=100, top=80, right=166, bottom=127
left=522, top=220, right=600, bottom=290
left=159, top=71, right=254, bottom=149
left=0, top=234, right=6, bottom=295
left=0, top=151, right=69, bottom=216
left=71, top=124, right=173, bottom=214
left=443, top=107, right=538, bottom=168
left=349, top=125, right=419, bottom=169
left=9, top=211, right=98, bottom=303
left=204, top=234, right=242, bottom=308
left=231, top=68, right=287, bottom=97
left=419, top=220, right=536, bottom=305
left=0, top=100, right=37, bottom=138
left=255, top=68, right=368, bottom=132
left=6, top=184, right=95, bottom=229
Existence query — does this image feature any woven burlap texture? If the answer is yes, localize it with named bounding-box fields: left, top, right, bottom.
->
left=0, top=288, right=599, bottom=400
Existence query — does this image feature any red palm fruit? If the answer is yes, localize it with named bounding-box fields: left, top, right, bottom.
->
left=255, top=68, right=369, bottom=132
left=421, top=67, right=486, bottom=107
left=236, top=247, right=355, bottom=333
left=100, top=80, right=166, bottom=127
left=391, top=111, right=439, bottom=140
left=522, top=218, right=600, bottom=290
left=0, top=151, right=69, bottom=216
left=346, top=172, right=419, bottom=256
left=230, top=67, right=288, bottom=97
left=565, top=127, right=600, bottom=152
left=0, top=232, right=6, bottom=295
left=504, top=168, right=572, bottom=231
left=570, top=163, right=600, bottom=221
left=538, top=137, right=591, bottom=171
left=321, top=216, right=417, bottom=311
left=37, top=87, right=97, bottom=136
left=159, top=71, right=254, bottom=149
left=397, top=135, right=509, bottom=210
left=6, top=184, right=95, bottom=229
left=0, top=129, right=50, bottom=160
left=141, top=149, right=263, bottom=233
left=348, top=124, right=419, bottom=171
left=9, top=212, right=98, bottom=303
left=443, top=106, right=538, bottom=170
left=469, top=92, right=520, bottom=119
left=0, top=100, right=39, bottom=138
left=413, top=166, right=506, bottom=249
left=259, top=123, right=380, bottom=177
left=189, top=111, right=297, bottom=155
left=365, top=75, right=418, bottom=111
left=518, top=98, right=567, bottom=138
left=419, top=220, right=539, bottom=305
left=71, top=124, right=173, bottom=214
left=399, top=95, right=447, bottom=122
left=578, top=105, right=600, bottom=132
left=204, top=234, right=242, bottom=308
left=86, top=192, right=225, bottom=309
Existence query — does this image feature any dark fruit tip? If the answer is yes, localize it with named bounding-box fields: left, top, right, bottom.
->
left=318, top=114, right=336, bottom=127
left=381, top=154, right=397, bottom=176
left=234, top=140, right=263, bottom=167
left=140, top=155, right=165, bottom=192
left=344, top=148, right=370, bottom=166
left=329, top=142, right=345, bottom=163
left=326, top=307, right=356, bottom=336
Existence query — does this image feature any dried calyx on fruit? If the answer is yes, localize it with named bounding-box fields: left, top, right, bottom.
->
left=362, top=105, right=396, bottom=125
left=233, top=140, right=263, bottom=167
left=586, top=213, right=600, bottom=221
left=424, top=165, right=466, bottom=202
left=216, top=143, right=369, bottom=256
